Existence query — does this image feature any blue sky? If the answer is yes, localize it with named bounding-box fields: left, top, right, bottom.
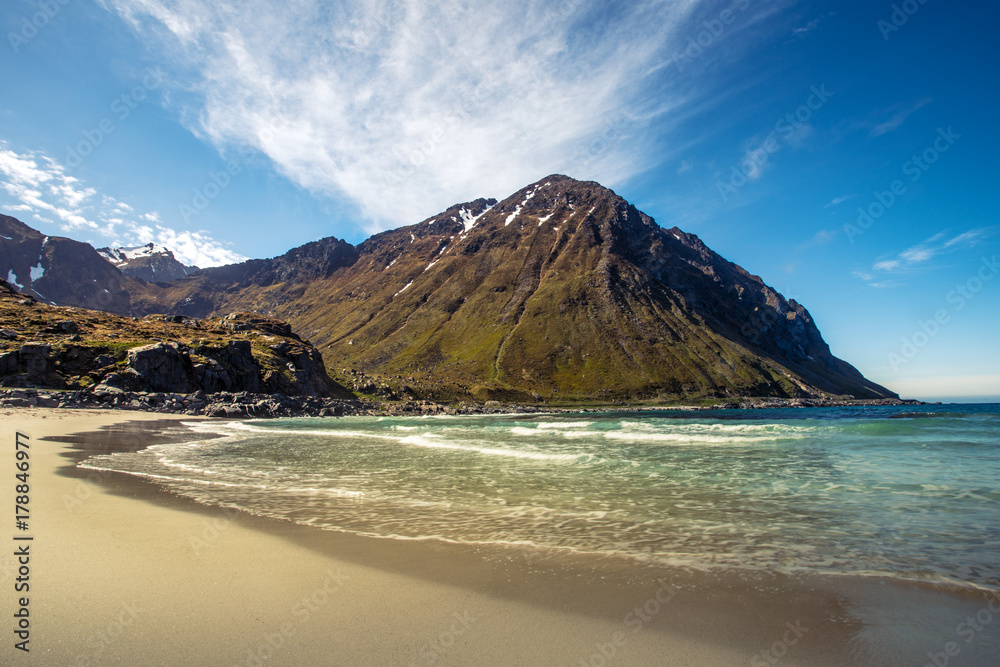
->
left=1, top=0, right=997, bottom=401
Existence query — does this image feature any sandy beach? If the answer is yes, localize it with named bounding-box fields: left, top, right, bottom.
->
left=2, top=409, right=998, bottom=666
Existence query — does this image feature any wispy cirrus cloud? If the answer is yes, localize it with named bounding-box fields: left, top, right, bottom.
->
left=0, top=143, right=245, bottom=267
left=856, top=228, right=995, bottom=286
left=796, top=228, right=838, bottom=252
left=97, top=0, right=791, bottom=232
left=869, top=97, right=933, bottom=137
left=825, top=194, right=853, bottom=208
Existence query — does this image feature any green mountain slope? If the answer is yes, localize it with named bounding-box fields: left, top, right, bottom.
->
left=135, top=175, right=895, bottom=403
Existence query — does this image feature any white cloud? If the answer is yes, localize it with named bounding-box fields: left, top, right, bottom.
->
left=944, top=228, right=991, bottom=248
left=873, top=259, right=902, bottom=272
left=824, top=194, right=852, bottom=208
left=852, top=269, right=874, bottom=282
left=858, top=228, right=996, bottom=285
left=0, top=142, right=245, bottom=267
left=97, top=0, right=732, bottom=231
left=794, top=228, right=839, bottom=253
left=869, top=98, right=933, bottom=138
left=153, top=227, right=245, bottom=267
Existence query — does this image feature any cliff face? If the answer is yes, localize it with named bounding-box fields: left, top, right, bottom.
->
left=136, top=176, right=895, bottom=402
left=0, top=279, right=351, bottom=398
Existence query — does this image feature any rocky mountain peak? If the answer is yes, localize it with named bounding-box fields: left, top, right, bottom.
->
left=97, top=242, right=197, bottom=284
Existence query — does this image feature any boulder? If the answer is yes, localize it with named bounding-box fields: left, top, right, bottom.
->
left=198, top=340, right=261, bottom=393
left=43, top=320, right=79, bottom=335
left=192, top=359, right=233, bottom=393
left=93, top=355, right=116, bottom=369
left=127, top=342, right=193, bottom=393
left=19, top=343, right=52, bottom=377
left=0, top=350, right=18, bottom=376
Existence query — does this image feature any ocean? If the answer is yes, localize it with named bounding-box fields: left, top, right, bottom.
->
left=78, top=404, right=1000, bottom=592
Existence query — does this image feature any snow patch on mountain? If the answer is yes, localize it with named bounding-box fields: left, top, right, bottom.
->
left=6, top=270, right=22, bottom=290
left=505, top=188, right=539, bottom=226
left=98, top=243, right=173, bottom=266
left=458, top=204, right=494, bottom=233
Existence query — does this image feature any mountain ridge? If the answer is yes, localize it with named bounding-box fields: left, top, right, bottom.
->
left=97, top=242, right=198, bottom=283
left=2, top=176, right=896, bottom=403
left=0, top=214, right=146, bottom=315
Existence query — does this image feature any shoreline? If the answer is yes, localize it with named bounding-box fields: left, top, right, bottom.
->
left=0, top=386, right=929, bottom=419
left=4, top=409, right=998, bottom=665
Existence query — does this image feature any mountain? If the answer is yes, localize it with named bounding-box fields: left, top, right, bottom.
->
left=136, top=175, right=895, bottom=403
left=0, top=214, right=145, bottom=315
left=97, top=243, right=198, bottom=283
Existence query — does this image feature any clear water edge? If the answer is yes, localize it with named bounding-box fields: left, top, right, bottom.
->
left=77, top=405, right=1000, bottom=593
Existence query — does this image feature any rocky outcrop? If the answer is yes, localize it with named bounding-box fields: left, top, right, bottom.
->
left=0, top=387, right=363, bottom=417
left=0, top=285, right=353, bottom=399
left=0, top=342, right=65, bottom=389
left=127, top=342, right=194, bottom=393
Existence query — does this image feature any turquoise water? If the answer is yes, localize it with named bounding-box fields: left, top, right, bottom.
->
left=80, top=405, right=1000, bottom=590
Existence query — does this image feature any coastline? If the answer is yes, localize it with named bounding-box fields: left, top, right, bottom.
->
left=0, top=386, right=927, bottom=419
left=3, top=409, right=998, bottom=666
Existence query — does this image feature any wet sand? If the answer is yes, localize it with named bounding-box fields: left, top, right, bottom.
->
left=2, top=408, right=998, bottom=666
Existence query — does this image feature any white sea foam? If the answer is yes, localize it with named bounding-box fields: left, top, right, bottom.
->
left=510, top=425, right=601, bottom=439
left=396, top=434, right=577, bottom=461
left=77, top=463, right=270, bottom=489
left=535, top=421, right=594, bottom=429
left=602, top=431, right=789, bottom=445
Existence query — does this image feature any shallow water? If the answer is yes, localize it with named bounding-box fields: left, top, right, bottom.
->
left=79, top=404, right=1000, bottom=591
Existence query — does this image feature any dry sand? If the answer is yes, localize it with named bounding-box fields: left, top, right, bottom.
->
left=1, top=409, right=997, bottom=666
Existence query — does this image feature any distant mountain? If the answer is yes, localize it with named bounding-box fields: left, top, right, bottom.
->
left=0, top=214, right=145, bottom=315
left=97, top=243, right=198, bottom=283
left=135, top=175, right=896, bottom=403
